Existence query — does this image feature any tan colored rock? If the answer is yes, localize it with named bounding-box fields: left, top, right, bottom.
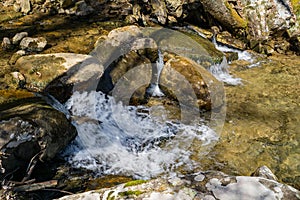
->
left=12, top=32, right=28, bottom=45
left=14, top=53, right=103, bottom=101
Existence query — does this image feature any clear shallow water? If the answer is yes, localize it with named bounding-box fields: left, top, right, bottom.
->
left=62, top=91, right=219, bottom=179
left=209, top=56, right=243, bottom=86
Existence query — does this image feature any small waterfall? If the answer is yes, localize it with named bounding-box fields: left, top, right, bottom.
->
left=147, top=50, right=165, bottom=97
left=210, top=56, right=242, bottom=85
left=212, top=35, right=253, bottom=62
left=62, top=91, right=218, bottom=179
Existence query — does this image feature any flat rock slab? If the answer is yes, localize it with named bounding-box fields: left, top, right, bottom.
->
left=56, top=170, right=300, bottom=200
left=13, top=53, right=103, bottom=102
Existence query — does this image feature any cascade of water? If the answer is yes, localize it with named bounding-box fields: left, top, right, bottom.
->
left=209, top=56, right=242, bottom=85
left=62, top=91, right=218, bottom=179
left=212, top=35, right=253, bottom=62
left=149, top=50, right=165, bottom=97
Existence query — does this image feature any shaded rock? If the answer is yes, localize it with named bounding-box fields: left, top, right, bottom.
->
left=19, top=37, right=47, bottom=52
left=55, top=170, right=300, bottom=200
left=74, top=0, right=94, bottom=16
left=13, top=53, right=103, bottom=102
left=59, top=0, right=73, bottom=8
left=1, top=37, right=12, bottom=51
left=12, top=32, right=28, bottom=45
left=0, top=97, right=77, bottom=180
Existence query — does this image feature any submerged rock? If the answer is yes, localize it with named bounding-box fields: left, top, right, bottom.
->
left=55, top=170, right=300, bottom=200
left=0, top=97, right=77, bottom=180
left=19, top=37, right=47, bottom=52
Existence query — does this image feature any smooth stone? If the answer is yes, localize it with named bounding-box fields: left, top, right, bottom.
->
left=1, top=37, right=12, bottom=50
left=12, top=32, right=28, bottom=45
left=19, top=37, right=47, bottom=52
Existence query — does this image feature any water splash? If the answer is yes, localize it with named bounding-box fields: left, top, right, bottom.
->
left=62, top=91, right=218, bottom=179
left=212, top=36, right=253, bottom=62
left=147, top=50, right=165, bottom=97
left=210, top=56, right=242, bottom=86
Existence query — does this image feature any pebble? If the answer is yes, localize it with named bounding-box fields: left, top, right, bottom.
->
left=12, top=32, right=28, bottom=45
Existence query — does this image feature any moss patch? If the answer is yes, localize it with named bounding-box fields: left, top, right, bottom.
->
left=119, top=190, right=145, bottom=197
left=225, top=1, right=247, bottom=28
left=0, top=89, right=35, bottom=104
left=124, top=180, right=148, bottom=187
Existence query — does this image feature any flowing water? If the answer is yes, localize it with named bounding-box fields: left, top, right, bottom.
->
left=1, top=6, right=298, bottom=188
left=63, top=91, right=218, bottom=179
left=146, top=50, right=165, bottom=97
left=209, top=56, right=243, bottom=86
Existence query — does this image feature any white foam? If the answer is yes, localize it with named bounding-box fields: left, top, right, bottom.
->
left=209, top=57, right=242, bottom=86
left=152, top=50, right=165, bottom=97
left=212, top=37, right=253, bottom=62
left=63, top=91, right=218, bottom=179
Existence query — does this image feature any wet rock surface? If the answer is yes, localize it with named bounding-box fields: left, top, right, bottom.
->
left=0, top=97, right=77, bottom=181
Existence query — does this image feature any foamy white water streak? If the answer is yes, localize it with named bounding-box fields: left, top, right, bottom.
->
left=63, top=91, right=218, bottom=179
left=210, top=56, right=242, bottom=86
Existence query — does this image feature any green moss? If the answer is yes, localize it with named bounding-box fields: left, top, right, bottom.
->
left=119, top=190, right=144, bottom=197
left=107, top=191, right=115, bottom=200
left=225, top=1, right=248, bottom=28
left=291, top=0, right=300, bottom=15
left=124, top=180, right=148, bottom=187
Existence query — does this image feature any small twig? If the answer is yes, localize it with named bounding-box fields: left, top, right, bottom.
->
left=9, top=179, right=36, bottom=186
left=13, top=180, right=58, bottom=192
left=21, top=151, right=43, bottom=183
left=41, top=188, right=74, bottom=195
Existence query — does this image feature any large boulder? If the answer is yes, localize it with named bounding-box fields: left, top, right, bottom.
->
left=12, top=53, right=104, bottom=102
left=0, top=97, right=77, bottom=180
left=194, top=0, right=296, bottom=53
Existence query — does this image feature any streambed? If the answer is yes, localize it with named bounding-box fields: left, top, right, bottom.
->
left=0, top=7, right=299, bottom=193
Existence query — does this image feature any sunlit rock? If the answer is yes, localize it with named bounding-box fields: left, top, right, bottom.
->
left=55, top=170, right=300, bottom=200
left=13, top=53, right=103, bottom=102
left=12, top=32, right=28, bottom=45
left=252, top=166, right=278, bottom=181
left=1, top=37, right=12, bottom=51
left=19, top=37, right=47, bottom=52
